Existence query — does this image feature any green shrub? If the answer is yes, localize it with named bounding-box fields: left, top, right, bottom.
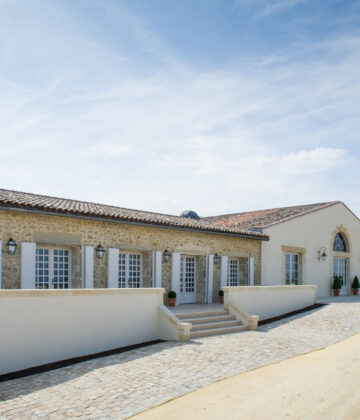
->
left=168, top=290, right=176, bottom=299
left=352, top=276, right=360, bottom=289
left=219, top=289, right=224, bottom=296
left=332, top=275, right=342, bottom=290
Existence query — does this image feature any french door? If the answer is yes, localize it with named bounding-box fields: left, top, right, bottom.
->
left=180, top=256, right=196, bottom=304
left=118, top=253, right=142, bottom=288
left=35, top=248, right=71, bottom=289
left=333, top=257, right=347, bottom=295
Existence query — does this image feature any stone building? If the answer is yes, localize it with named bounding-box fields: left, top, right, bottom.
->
left=0, top=189, right=268, bottom=304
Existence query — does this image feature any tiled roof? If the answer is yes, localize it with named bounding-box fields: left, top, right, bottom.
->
left=203, top=201, right=340, bottom=230
left=0, top=189, right=268, bottom=240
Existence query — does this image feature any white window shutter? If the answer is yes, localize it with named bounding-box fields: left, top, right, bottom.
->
left=205, top=254, right=214, bottom=303
left=21, top=242, right=36, bottom=289
left=220, top=256, right=228, bottom=289
left=248, top=257, right=254, bottom=286
left=171, top=252, right=180, bottom=304
left=152, top=251, right=162, bottom=288
left=81, top=246, right=94, bottom=288
left=107, top=248, right=119, bottom=288
left=0, top=240, right=2, bottom=288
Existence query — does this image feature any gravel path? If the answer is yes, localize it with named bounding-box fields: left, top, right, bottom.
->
left=1, top=300, right=360, bottom=419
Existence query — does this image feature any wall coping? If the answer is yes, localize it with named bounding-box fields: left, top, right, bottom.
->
left=0, top=288, right=165, bottom=298
left=223, top=285, right=316, bottom=291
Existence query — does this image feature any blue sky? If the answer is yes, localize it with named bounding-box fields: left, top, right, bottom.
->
left=0, top=0, right=359, bottom=216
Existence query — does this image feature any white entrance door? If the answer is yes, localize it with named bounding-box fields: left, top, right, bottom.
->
left=180, top=256, right=196, bottom=304
left=35, top=248, right=71, bottom=289
left=333, top=257, right=347, bottom=295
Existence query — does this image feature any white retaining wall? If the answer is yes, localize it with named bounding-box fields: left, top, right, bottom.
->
left=0, top=288, right=165, bottom=375
left=224, top=285, right=317, bottom=321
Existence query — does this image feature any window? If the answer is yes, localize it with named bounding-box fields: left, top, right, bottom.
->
left=228, top=259, right=239, bottom=286
left=36, top=248, right=70, bottom=289
left=285, top=253, right=299, bottom=285
left=227, top=258, right=249, bottom=286
left=333, top=233, right=347, bottom=252
left=333, top=257, right=347, bottom=287
left=180, top=256, right=196, bottom=293
left=118, top=253, right=142, bottom=288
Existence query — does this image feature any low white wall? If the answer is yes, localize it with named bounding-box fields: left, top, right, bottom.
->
left=0, top=288, right=165, bottom=375
left=224, top=286, right=317, bottom=321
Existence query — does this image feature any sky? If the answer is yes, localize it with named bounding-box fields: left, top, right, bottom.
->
left=0, top=0, right=359, bottom=217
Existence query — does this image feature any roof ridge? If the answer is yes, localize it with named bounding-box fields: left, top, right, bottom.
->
left=203, top=201, right=341, bottom=220
left=0, top=188, right=186, bottom=219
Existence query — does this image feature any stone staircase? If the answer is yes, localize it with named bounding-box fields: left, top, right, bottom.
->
left=176, top=309, right=246, bottom=339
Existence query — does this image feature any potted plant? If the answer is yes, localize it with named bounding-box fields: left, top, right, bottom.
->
left=167, top=290, right=176, bottom=306
left=219, top=289, right=224, bottom=304
left=352, top=276, right=359, bottom=295
left=332, top=275, right=342, bottom=296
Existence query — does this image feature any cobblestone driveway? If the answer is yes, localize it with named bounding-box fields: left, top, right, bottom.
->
left=1, top=301, right=360, bottom=419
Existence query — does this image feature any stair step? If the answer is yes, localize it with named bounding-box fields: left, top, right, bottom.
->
left=182, top=314, right=235, bottom=324
left=191, top=325, right=247, bottom=339
left=191, top=320, right=242, bottom=331
left=177, top=310, right=228, bottom=320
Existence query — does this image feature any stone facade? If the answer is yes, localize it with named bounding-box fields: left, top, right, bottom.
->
left=0, top=209, right=262, bottom=302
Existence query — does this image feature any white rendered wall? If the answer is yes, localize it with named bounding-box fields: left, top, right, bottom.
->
left=0, top=288, right=164, bottom=375
left=261, top=203, right=360, bottom=297
left=224, top=286, right=316, bottom=321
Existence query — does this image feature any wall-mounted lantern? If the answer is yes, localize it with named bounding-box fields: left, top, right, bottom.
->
left=163, top=249, right=170, bottom=263
left=96, top=244, right=105, bottom=259
left=214, top=253, right=219, bottom=264
left=6, top=238, right=17, bottom=255
left=317, top=247, right=327, bottom=261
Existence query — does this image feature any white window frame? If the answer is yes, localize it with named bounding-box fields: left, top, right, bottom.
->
left=180, top=255, right=196, bottom=294
left=333, top=257, right=348, bottom=287
left=227, top=259, right=239, bottom=286
left=227, top=258, right=249, bottom=286
left=118, top=252, right=142, bottom=288
left=36, top=247, right=72, bottom=289
left=285, top=253, right=299, bottom=285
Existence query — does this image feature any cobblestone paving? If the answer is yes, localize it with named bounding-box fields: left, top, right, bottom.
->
left=1, top=301, right=360, bottom=419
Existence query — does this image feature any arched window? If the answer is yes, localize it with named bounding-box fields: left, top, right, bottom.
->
left=333, top=233, right=347, bottom=252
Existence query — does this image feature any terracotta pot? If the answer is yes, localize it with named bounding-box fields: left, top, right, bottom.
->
left=333, top=289, right=340, bottom=296
left=352, top=289, right=359, bottom=295
left=219, top=296, right=224, bottom=304
left=168, top=297, right=176, bottom=307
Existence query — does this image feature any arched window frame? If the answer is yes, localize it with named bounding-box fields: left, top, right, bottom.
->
left=333, top=233, right=347, bottom=253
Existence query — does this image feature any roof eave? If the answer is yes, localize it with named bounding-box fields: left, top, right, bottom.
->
left=0, top=205, right=269, bottom=241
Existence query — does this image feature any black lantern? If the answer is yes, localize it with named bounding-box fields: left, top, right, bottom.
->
left=96, top=244, right=105, bottom=259
left=214, top=253, right=219, bottom=264
left=6, top=238, right=17, bottom=255
left=163, top=249, right=170, bottom=263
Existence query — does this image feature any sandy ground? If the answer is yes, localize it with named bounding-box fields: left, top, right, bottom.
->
left=132, top=333, right=360, bottom=420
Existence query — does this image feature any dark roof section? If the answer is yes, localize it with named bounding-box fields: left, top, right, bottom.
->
left=0, top=189, right=268, bottom=240
left=203, top=201, right=341, bottom=230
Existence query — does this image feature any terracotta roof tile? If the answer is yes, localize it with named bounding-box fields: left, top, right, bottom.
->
left=203, top=201, right=340, bottom=230
left=0, top=189, right=268, bottom=240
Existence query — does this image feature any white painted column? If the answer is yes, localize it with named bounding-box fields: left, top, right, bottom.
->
left=81, top=246, right=94, bottom=288
left=205, top=254, right=214, bottom=303
left=220, top=256, right=228, bottom=290
left=171, top=252, right=181, bottom=305
left=152, top=251, right=162, bottom=288
left=21, top=242, right=36, bottom=289
left=107, top=248, right=119, bottom=288
left=248, top=257, right=254, bottom=286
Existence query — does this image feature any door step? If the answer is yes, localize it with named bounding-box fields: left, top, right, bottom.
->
left=190, top=324, right=246, bottom=338
left=177, top=310, right=245, bottom=338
